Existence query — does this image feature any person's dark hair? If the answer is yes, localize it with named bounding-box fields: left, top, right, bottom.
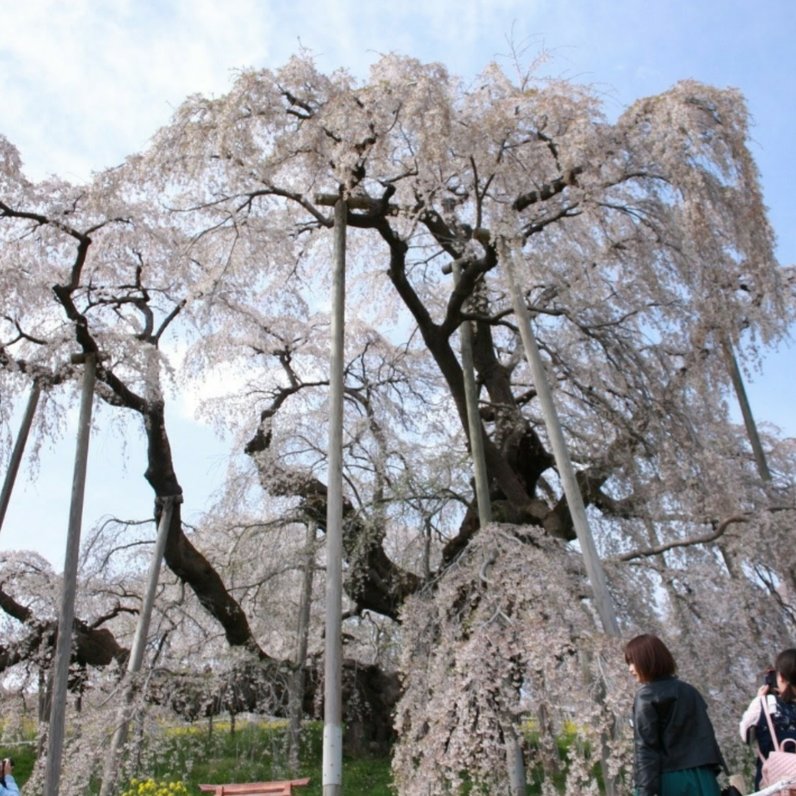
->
left=624, top=634, right=677, bottom=683
left=776, top=649, right=796, bottom=703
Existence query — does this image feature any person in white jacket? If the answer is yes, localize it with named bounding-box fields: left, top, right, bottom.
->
left=739, top=649, right=796, bottom=790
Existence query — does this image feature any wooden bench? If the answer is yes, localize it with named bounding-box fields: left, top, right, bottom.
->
left=198, top=779, right=310, bottom=796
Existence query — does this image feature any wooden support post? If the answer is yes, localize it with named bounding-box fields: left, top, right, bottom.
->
left=0, top=381, right=41, bottom=532
left=287, top=520, right=316, bottom=771
left=450, top=260, right=491, bottom=526
left=720, top=334, right=771, bottom=481
left=501, top=241, right=621, bottom=796
left=44, top=353, right=97, bottom=796
left=99, top=495, right=180, bottom=796
left=451, top=262, right=525, bottom=786
left=501, top=241, right=619, bottom=636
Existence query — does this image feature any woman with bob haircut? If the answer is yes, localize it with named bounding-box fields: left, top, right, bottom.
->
left=625, top=633, right=725, bottom=796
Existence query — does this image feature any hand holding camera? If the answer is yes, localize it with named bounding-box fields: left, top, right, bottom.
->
left=764, top=668, right=780, bottom=695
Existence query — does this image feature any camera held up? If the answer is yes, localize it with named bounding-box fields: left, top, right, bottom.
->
left=763, top=667, right=780, bottom=694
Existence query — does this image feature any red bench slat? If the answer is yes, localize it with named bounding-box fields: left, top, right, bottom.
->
left=198, top=778, right=310, bottom=795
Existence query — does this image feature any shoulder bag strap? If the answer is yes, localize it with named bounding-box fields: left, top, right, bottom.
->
left=761, top=695, right=783, bottom=753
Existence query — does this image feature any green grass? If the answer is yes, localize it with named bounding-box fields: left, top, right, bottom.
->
left=1, top=718, right=595, bottom=794
left=0, top=720, right=393, bottom=795
left=134, top=720, right=392, bottom=796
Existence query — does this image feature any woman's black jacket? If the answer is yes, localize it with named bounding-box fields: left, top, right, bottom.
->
left=632, top=676, right=725, bottom=796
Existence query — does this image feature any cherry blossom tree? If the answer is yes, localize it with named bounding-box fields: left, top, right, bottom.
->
left=1, top=52, right=795, bottom=793
left=137, top=53, right=795, bottom=792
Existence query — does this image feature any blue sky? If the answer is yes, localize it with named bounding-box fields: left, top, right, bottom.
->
left=1, top=0, right=794, bottom=565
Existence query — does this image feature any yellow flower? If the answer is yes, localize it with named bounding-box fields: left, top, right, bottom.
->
left=120, top=778, right=189, bottom=796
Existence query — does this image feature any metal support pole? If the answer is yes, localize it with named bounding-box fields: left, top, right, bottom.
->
left=322, top=198, right=346, bottom=796
left=44, top=353, right=97, bottom=796
left=98, top=495, right=179, bottom=796
left=501, top=242, right=619, bottom=636
left=0, top=382, right=41, bottom=532
left=451, top=261, right=492, bottom=526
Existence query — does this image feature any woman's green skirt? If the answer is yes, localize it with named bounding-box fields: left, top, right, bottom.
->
left=635, top=766, right=721, bottom=795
